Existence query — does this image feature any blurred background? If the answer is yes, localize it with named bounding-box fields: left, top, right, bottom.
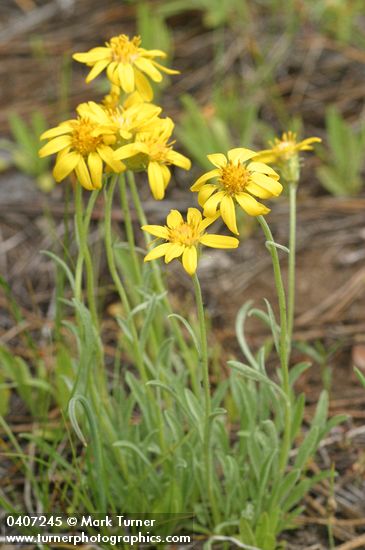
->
left=1, top=2, right=365, bottom=542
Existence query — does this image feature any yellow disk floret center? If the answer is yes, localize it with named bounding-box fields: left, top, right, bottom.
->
left=272, top=131, right=297, bottom=160
left=143, top=136, right=171, bottom=163
left=168, top=223, right=200, bottom=246
left=275, top=140, right=296, bottom=158
left=110, top=35, right=141, bottom=63
left=71, top=118, right=103, bottom=156
left=220, top=161, right=250, bottom=194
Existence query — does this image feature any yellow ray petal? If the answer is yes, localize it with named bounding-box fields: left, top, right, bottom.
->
left=187, top=208, right=202, bottom=226
left=198, top=213, right=220, bottom=232
left=166, top=150, right=191, bottom=170
left=182, top=246, right=198, bottom=275
left=141, top=225, right=169, bottom=239
left=159, top=164, right=171, bottom=189
left=53, top=152, right=80, bottom=182
left=250, top=173, right=283, bottom=196
left=166, top=210, right=183, bottom=229
left=152, top=61, right=179, bottom=75
left=246, top=161, right=279, bottom=178
left=148, top=161, right=165, bottom=200
left=118, top=63, right=135, bottom=93
left=106, top=61, right=119, bottom=85
left=198, top=184, right=217, bottom=207
left=38, top=135, right=71, bottom=157
left=135, top=57, right=163, bottom=82
left=75, top=157, right=93, bottom=190
left=253, top=150, right=275, bottom=164
left=97, top=146, right=125, bottom=173
left=227, top=148, right=257, bottom=163
left=77, top=101, right=108, bottom=121
left=40, top=123, right=72, bottom=140
left=119, top=129, right=133, bottom=140
left=165, top=243, right=185, bottom=263
left=200, top=234, right=239, bottom=249
left=144, top=243, right=171, bottom=262
left=207, top=153, right=227, bottom=168
left=142, top=49, right=167, bottom=58
left=113, top=142, right=148, bottom=160
left=134, top=69, right=154, bottom=101
left=245, top=182, right=273, bottom=199
left=300, top=137, right=321, bottom=147
left=236, top=192, right=270, bottom=216
left=220, top=194, right=238, bottom=234
left=73, top=47, right=110, bottom=63
left=88, top=152, right=103, bottom=189
left=203, top=190, right=225, bottom=217
left=191, top=169, right=220, bottom=191
left=85, top=59, right=110, bottom=83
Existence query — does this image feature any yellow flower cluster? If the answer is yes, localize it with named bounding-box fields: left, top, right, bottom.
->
left=142, top=147, right=282, bottom=274
left=39, top=34, right=320, bottom=275
left=39, top=34, right=191, bottom=198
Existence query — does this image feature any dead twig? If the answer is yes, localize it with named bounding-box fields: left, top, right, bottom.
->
left=335, top=535, right=365, bottom=550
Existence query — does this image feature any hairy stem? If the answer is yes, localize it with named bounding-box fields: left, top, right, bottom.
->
left=258, top=215, right=291, bottom=473
left=288, top=183, right=297, bottom=349
left=192, top=273, right=220, bottom=525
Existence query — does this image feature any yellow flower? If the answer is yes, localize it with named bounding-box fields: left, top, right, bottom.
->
left=256, top=131, right=322, bottom=165
left=73, top=34, right=178, bottom=101
left=78, top=100, right=161, bottom=141
left=142, top=208, right=239, bottom=275
left=114, top=117, right=191, bottom=200
left=39, top=107, right=125, bottom=190
left=191, top=148, right=282, bottom=235
left=102, top=84, right=121, bottom=110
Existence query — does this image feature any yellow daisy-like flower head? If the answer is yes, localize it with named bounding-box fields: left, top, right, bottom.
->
left=112, top=102, right=162, bottom=141
left=39, top=107, right=125, bottom=190
left=142, top=208, right=239, bottom=275
left=191, top=148, right=283, bottom=235
left=257, top=131, right=322, bottom=165
left=114, top=117, right=191, bottom=200
left=78, top=99, right=161, bottom=142
left=255, top=132, right=321, bottom=184
left=73, top=34, right=179, bottom=101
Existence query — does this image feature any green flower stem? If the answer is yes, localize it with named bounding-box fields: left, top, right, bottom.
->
left=74, top=184, right=99, bottom=328
left=105, top=175, right=166, bottom=452
left=73, top=184, right=111, bottom=411
left=192, top=273, right=220, bottom=525
left=55, top=183, right=71, bottom=339
left=288, top=182, right=297, bottom=349
left=257, top=215, right=291, bottom=473
left=73, top=185, right=132, bottom=480
left=118, top=174, right=142, bottom=286
left=118, top=173, right=161, bottom=358
left=105, top=176, right=148, bottom=383
left=127, top=171, right=199, bottom=396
